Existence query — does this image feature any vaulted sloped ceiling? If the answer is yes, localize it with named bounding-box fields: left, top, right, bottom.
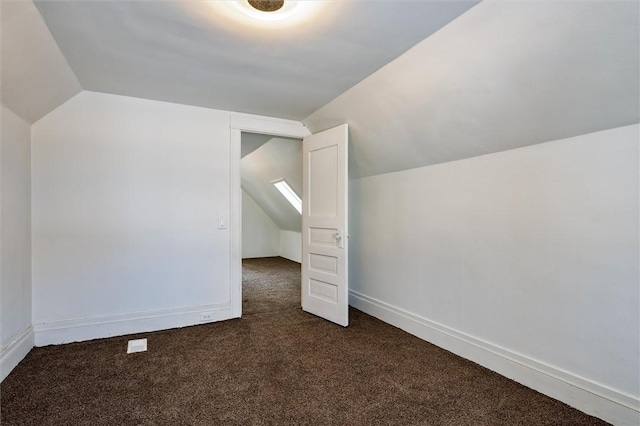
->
left=305, top=1, right=640, bottom=178
left=2, top=0, right=637, bottom=181
left=241, top=132, right=273, bottom=158
left=241, top=137, right=302, bottom=232
left=1, top=0, right=81, bottom=123
left=33, top=0, right=478, bottom=120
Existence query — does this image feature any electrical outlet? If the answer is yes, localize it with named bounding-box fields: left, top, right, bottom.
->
left=200, top=312, right=214, bottom=322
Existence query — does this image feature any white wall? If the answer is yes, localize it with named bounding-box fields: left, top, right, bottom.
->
left=30, top=91, right=307, bottom=346
left=279, top=230, right=301, bottom=263
left=242, top=189, right=280, bottom=259
left=241, top=190, right=302, bottom=262
left=349, top=125, right=639, bottom=425
left=0, top=105, right=34, bottom=381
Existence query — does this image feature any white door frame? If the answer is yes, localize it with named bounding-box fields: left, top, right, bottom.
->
left=229, top=115, right=310, bottom=318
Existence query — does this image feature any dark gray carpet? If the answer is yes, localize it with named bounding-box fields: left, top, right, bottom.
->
left=0, top=257, right=608, bottom=425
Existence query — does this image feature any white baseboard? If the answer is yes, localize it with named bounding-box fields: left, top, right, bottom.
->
left=0, top=326, right=35, bottom=382
left=34, top=303, right=235, bottom=347
left=279, top=254, right=301, bottom=264
left=349, top=290, right=640, bottom=426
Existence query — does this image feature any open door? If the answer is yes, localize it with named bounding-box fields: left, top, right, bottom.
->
left=301, top=124, right=349, bottom=327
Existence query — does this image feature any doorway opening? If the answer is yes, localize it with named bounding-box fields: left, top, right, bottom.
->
left=229, top=118, right=349, bottom=326
left=229, top=118, right=310, bottom=320
left=240, top=131, right=303, bottom=315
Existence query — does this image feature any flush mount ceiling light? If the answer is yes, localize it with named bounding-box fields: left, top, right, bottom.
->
left=233, top=0, right=297, bottom=21
left=248, top=1, right=284, bottom=12
left=216, top=0, right=324, bottom=26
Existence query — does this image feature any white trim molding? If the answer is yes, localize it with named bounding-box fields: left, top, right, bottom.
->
left=230, top=114, right=310, bottom=139
left=33, top=303, right=233, bottom=347
left=230, top=126, right=243, bottom=319
left=0, top=326, right=35, bottom=382
left=349, top=290, right=640, bottom=426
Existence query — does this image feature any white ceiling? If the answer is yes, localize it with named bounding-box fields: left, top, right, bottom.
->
left=1, top=0, right=81, bottom=123
left=2, top=0, right=637, bottom=182
left=241, top=131, right=300, bottom=158
left=241, top=132, right=273, bottom=158
left=33, top=0, right=478, bottom=121
left=306, top=1, right=640, bottom=178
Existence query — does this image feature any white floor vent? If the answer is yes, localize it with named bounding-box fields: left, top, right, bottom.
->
left=127, top=338, right=147, bottom=354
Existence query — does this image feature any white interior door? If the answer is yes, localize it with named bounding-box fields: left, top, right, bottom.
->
left=301, top=124, right=349, bottom=327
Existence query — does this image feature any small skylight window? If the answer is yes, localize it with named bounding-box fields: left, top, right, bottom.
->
left=273, top=179, right=302, bottom=214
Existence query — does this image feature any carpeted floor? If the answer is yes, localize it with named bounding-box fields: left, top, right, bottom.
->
left=1, top=257, right=608, bottom=425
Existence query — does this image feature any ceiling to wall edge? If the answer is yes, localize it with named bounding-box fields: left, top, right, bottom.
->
left=12, top=2, right=637, bottom=182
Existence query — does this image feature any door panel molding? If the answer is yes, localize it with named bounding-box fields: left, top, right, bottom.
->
left=302, top=124, right=349, bottom=326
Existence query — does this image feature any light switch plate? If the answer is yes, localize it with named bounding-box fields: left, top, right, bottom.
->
left=218, top=215, right=228, bottom=229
